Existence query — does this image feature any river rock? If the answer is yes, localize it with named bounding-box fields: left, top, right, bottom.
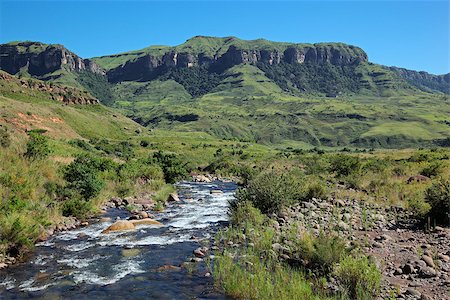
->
left=210, top=190, right=223, bottom=194
left=193, top=175, right=211, bottom=183
left=130, top=218, right=163, bottom=226
left=137, top=211, right=148, bottom=219
left=157, top=265, right=181, bottom=271
left=167, top=193, right=180, bottom=202
left=422, top=255, right=435, bottom=268
left=194, top=247, right=206, bottom=258
left=121, top=248, right=141, bottom=257
left=101, top=220, right=135, bottom=234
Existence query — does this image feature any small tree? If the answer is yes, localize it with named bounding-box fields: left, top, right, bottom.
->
left=25, top=130, right=51, bottom=159
left=425, top=177, right=450, bottom=225
left=0, top=126, right=11, bottom=148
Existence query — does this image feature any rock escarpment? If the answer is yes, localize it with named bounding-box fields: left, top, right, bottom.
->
left=388, top=66, right=450, bottom=94
left=106, top=37, right=368, bottom=83
left=0, top=71, right=99, bottom=105
left=0, top=42, right=105, bottom=77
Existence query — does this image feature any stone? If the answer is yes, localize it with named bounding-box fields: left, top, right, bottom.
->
left=405, top=288, right=421, bottom=297
left=191, top=257, right=203, bottom=263
left=438, top=254, right=449, bottom=262
left=338, top=221, right=350, bottom=231
left=167, top=193, right=180, bottom=202
left=137, top=211, right=148, bottom=219
left=100, top=217, right=111, bottom=222
left=422, top=255, right=435, bottom=268
left=101, top=220, right=135, bottom=234
left=129, top=218, right=163, bottom=226
left=420, top=295, right=432, bottom=300
left=402, top=263, right=415, bottom=275
left=419, top=266, right=437, bottom=278
left=210, top=190, right=223, bottom=194
left=394, top=268, right=403, bottom=275
left=157, top=265, right=181, bottom=271
left=0, top=263, right=7, bottom=269
left=121, top=248, right=141, bottom=257
left=194, top=248, right=206, bottom=258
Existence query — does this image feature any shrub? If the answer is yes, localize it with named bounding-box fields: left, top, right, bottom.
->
left=0, top=126, right=11, bottom=148
left=407, top=193, right=431, bottom=218
left=425, top=177, right=450, bottom=225
left=420, top=162, right=443, bottom=178
left=303, top=179, right=328, bottom=200
left=0, top=213, right=40, bottom=257
left=235, top=169, right=303, bottom=214
left=334, top=255, right=382, bottom=299
left=287, top=231, right=348, bottom=275
left=63, top=156, right=106, bottom=200
left=152, top=151, right=189, bottom=183
left=61, top=198, right=93, bottom=219
left=330, top=154, right=361, bottom=177
left=25, top=130, right=51, bottom=159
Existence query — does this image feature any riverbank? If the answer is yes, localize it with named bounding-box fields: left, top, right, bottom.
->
left=0, top=180, right=236, bottom=298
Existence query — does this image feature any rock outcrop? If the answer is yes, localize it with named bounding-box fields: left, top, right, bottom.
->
left=388, top=66, right=450, bottom=94
left=0, top=71, right=99, bottom=105
left=0, top=41, right=105, bottom=77
left=106, top=37, right=368, bottom=83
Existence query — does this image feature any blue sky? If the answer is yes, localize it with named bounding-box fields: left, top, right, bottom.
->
left=0, top=0, right=448, bottom=74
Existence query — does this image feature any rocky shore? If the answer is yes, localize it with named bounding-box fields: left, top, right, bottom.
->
left=267, top=198, right=449, bottom=299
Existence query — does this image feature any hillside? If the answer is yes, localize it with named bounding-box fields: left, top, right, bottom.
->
left=1, top=36, right=449, bottom=148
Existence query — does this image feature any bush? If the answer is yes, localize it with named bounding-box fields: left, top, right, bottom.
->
left=0, top=213, right=40, bottom=257
left=407, top=193, right=431, bottom=218
left=152, top=151, right=189, bottom=183
left=420, top=162, right=443, bottom=178
left=0, top=126, right=11, bottom=148
left=425, top=177, right=450, bottom=225
left=63, top=155, right=106, bottom=200
left=25, top=130, right=51, bottom=159
left=235, top=170, right=303, bottom=214
left=303, top=179, right=328, bottom=200
left=334, top=255, right=382, bottom=299
left=61, top=198, right=93, bottom=219
left=330, top=154, right=361, bottom=177
left=287, top=231, right=348, bottom=275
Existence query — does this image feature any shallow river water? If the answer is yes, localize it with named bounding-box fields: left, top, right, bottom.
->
left=0, top=181, right=237, bottom=299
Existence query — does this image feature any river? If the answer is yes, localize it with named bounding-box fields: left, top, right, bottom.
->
left=0, top=181, right=237, bottom=299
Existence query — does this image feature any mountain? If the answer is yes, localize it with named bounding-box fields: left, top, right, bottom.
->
left=1, top=36, right=449, bottom=148
left=387, top=66, right=450, bottom=94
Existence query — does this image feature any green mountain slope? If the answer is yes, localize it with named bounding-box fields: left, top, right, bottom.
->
left=1, top=36, right=449, bottom=148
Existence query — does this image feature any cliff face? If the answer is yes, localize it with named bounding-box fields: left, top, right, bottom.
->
left=388, top=67, right=450, bottom=94
left=0, top=42, right=105, bottom=77
left=106, top=39, right=368, bottom=83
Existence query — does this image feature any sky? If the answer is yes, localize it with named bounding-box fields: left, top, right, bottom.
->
left=0, top=0, right=448, bottom=74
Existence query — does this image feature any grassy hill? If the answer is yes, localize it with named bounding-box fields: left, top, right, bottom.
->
left=1, top=37, right=449, bottom=149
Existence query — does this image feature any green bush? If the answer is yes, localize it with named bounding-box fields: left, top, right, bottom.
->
left=152, top=151, right=189, bottom=184
left=235, top=169, right=303, bottom=214
left=63, top=156, right=106, bottom=200
left=0, top=213, right=40, bottom=257
left=0, top=126, right=11, bottom=148
left=25, top=131, right=52, bottom=159
left=330, top=154, right=361, bottom=177
left=287, top=231, right=348, bottom=275
left=61, top=198, right=93, bottom=219
left=334, top=255, right=382, bottom=299
left=425, top=177, right=450, bottom=225
left=407, top=193, right=431, bottom=218
left=303, top=179, right=329, bottom=200
left=420, top=161, right=443, bottom=178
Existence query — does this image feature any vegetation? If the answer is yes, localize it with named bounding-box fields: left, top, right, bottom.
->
left=425, top=177, right=450, bottom=225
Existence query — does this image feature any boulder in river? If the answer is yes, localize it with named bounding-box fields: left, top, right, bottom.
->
left=102, top=220, right=136, bottom=234
left=167, top=193, right=180, bottom=202
left=130, top=218, right=163, bottom=226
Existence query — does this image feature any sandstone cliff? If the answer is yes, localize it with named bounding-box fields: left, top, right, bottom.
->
left=0, top=42, right=105, bottom=77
